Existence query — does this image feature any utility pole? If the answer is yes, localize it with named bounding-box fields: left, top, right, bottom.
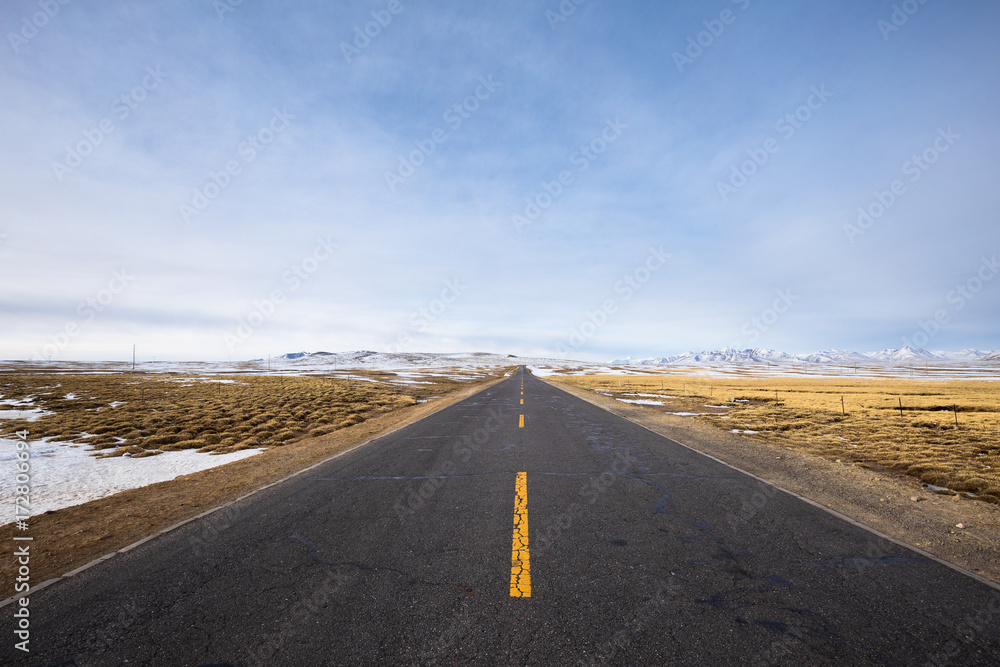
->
left=132, top=344, right=136, bottom=371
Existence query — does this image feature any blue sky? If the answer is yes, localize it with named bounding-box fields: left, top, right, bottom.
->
left=2, top=0, right=998, bottom=362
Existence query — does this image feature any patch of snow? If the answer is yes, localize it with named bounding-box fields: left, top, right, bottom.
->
left=164, top=377, right=241, bottom=385
left=0, top=408, right=52, bottom=422
left=622, top=393, right=676, bottom=399
left=0, top=395, right=37, bottom=407
left=0, top=437, right=261, bottom=524
left=615, top=398, right=665, bottom=406
left=336, top=374, right=383, bottom=383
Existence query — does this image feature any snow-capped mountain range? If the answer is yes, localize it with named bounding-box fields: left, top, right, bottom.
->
left=611, top=346, right=1000, bottom=366
left=260, top=347, right=1000, bottom=370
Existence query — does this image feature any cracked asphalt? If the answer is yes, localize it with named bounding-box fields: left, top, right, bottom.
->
left=5, top=367, right=1000, bottom=665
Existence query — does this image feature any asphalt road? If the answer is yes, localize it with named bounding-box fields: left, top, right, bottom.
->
left=5, top=367, right=1000, bottom=665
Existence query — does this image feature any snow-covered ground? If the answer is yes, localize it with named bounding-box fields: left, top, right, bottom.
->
left=0, top=393, right=54, bottom=423
left=5, top=347, right=997, bottom=381
left=0, top=407, right=52, bottom=421
left=603, top=346, right=1000, bottom=380
left=610, top=345, right=1000, bottom=366
left=0, top=437, right=260, bottom=526
left=0, top=351, right=564, bottom=377
left=1, top=388, right=268, bottom=526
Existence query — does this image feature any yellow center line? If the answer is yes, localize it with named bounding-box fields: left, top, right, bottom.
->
left=519, top=414, right=524, bottom=428
left=510, top=471, right=531, bottom=597
left=520, top=399, right=523, bottom=404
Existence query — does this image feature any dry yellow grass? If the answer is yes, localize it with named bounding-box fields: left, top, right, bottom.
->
left=0, top=372, right=481, bottom=457
left=555, top=374, right=1000, bottom=504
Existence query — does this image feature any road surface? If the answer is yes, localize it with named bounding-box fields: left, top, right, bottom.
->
left=5, top=367, right=1000, bottom=665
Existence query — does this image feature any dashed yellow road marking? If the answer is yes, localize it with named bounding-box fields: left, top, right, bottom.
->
left=520, top=399, right=523, bottom=404
left=519, top=414, right=524, bottom=428
left=510, top=471, right=531, bottom=597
